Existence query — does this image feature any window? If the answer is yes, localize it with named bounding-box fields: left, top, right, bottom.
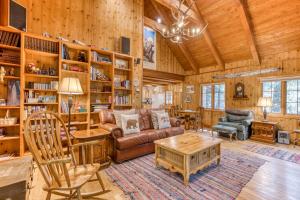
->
left=214, top=83, right=225, bottom=110
left=286, top=80, right=300, bottom=114
left=165, top=91, right=173, bottom=105
left=262, top=81, right=281, bottom=113
left=202, top=85, right=212, bottom=109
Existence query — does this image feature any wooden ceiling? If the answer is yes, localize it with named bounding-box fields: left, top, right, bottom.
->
left=144, top=0, right=300, bottom=72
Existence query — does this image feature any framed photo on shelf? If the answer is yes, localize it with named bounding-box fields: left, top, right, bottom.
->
left=143, top=26, right=156, bottom=69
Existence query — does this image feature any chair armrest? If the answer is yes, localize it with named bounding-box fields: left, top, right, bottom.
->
left=100, top=123, right=124, bottom=139
left=242, top=119, right=252, bottom=127
left=41, top=157, right=72, bottom=165
left=219, top=117, right=227, bottom=122
left=170, top=117, right=181, bottom=127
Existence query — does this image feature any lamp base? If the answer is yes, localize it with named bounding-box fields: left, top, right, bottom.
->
left=263, top=107, right=268, bottom=122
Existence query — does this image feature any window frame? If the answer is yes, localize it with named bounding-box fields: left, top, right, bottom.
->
left=214, top=83, right=225, bottom=111
left=286, top=79, right=300, bottom=115
left=262, top=80, right=282, bottom=114
left=165, top=90, right=173, bottom=105
left=201, top=84, right=212, bottom=109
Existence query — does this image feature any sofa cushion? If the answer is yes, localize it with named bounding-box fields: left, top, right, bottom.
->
left=113, top=109, right=136, bottom=127
left=139, top=109, right=153, bottom=131
left=151, top=110, right=165, bottom=129
left=116, top=133, right=149, bottom=150
left=218, top=122, right=246, bottom=132
left=121, top=114, right=140, bottom=135
left=142, top=129, right=167, bottom=142
left=99, top=110, right=115, bottom=124
left=157, top=112, right=171, bottom=129
left=165, top=127, right=184, bottom=137
left=226, top=114, right=250, bottom=122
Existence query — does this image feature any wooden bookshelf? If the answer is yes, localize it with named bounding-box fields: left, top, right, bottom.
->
left=60, top=41, right=90, bottom=131
left=0, top=26, right=22, bottom=157
left=0, top=26, right=135, bottom=157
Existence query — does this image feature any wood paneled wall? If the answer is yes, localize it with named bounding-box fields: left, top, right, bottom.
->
left=14, top=0, right=144, bottom=107
left=184, top=49, right=300, bottom=140
left=156, top=33, right=185, bottom=74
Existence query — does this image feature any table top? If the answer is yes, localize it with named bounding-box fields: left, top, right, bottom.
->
left=71, top=128, right=110, bottom=140
left=0, top=156, right=32, bottom=187
left=252, top=120, right=279, bottom=125
left=154, top=133, right=222, bottom=155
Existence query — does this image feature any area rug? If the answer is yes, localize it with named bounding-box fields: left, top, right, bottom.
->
left=105, top=149, right=266, bottom=200
left=243, top=143, right=300, bottom=165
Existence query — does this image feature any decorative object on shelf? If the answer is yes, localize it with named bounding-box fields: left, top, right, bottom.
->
left=257, top=97, right=273, bottom=121
left=25, top=63, right=39, bottom=74
left=0, top=99, right=6, bottom=106
left=0, top=110, right=17, bottom=125
left=73, top=39, right=86, bottom=46
left=58, top=77, right=83, bottom=134
left=56, top=36, right=69, bottom=42
left=7, top=67, right=15, bottom=76
left=233, top=82, right=248, bottom=99
left=7, top=80, right=20, bottom=105
left=42, top=32, right=52, bottom=38
left=116, top=59, right=129, bottom=69
left=278, top=130, right=290, bottom=144
left=157, top=0, right=207, bottom=43
left=185, top=94, right=192, bottom=103
left=143, top=26, right=156, bottom=69
left=0, top=66, right=6, bottom=82
left=78, top=51, right=87, bottom=62
left=62, top=44, right=70, bottom=60
left=213, top=67, right=282, bottom=79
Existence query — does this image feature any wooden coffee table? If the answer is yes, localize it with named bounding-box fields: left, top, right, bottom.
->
left=154, top=133, right=222, bottom=185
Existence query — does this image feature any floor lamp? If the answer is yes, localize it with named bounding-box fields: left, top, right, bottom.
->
left=58, top=77, right=83, bottom=134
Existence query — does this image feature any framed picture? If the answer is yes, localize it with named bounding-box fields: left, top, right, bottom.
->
left=143, top=26, right=156, bottom=69
left=186, top=85, right=195, bottom=94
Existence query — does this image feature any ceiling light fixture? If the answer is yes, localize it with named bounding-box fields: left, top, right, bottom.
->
left=158, top=0, right=208, bottom=43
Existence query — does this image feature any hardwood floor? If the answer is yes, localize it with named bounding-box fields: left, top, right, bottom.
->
left=29, top=130, right=300, bottom=200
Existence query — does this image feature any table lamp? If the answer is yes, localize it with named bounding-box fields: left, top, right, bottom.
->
left=257, top=97, right=273, bottom=121
left=58, top=77, right=83, bottom=134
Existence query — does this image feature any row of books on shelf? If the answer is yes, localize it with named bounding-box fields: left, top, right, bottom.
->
left=0, top=49, right=20, bottom=64
left=91, top=104, right=110, bottom=112
left=25, top=36, right=59, bottom=53
left=26, top=81, right=58, bottom=90
left=115, top=95, right=131, bottom=105
left=25, top=92, right=57, bottom=104
left=24, top=106, right=47, bottom=119
left=114, top=78, right=130, bottom=89
left=0, top=31, right=20, bottom=47
left=91, top=51, right=112, bottom=63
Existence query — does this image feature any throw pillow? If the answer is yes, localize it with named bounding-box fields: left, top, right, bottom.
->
left=121, top=114, right=140, bottom=135
left=157, top=112, right=171, bottom=129
left=113, top=109, right=135, bottom=127
left=151, top=110, right=165, bottom=129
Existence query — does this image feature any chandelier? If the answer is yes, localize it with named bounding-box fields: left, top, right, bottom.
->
left=159, top=0, right=208, bottom=43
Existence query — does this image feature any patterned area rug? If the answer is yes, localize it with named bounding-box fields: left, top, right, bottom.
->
left=243, top=143, right=300, bottom=165
left=105, top=149, right=266, bottom=200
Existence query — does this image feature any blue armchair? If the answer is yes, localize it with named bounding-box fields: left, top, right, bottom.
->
left=217, top=109, right=254, bottom=140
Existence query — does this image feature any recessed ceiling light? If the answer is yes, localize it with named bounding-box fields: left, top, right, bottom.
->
left=157, top=18, right=162, bottom=24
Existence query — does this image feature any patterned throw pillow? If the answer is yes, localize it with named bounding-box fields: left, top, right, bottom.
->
left=113, top=109, right=135, bottom=127
left=121, top=114, right=140, bottom=135
left=151, top=110, right=165, bottom=129
left=157, top=112, right=171, bottom=129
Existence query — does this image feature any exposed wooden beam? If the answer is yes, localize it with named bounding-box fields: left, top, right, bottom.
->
left=148, top=0, right=198, bottom=74
left=154, top=0, right=225, bottom=68
left=235, top=0, right=261, bottom=64
left=143, top=68, right=185, bottom=82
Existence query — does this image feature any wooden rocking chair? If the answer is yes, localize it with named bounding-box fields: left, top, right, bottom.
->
left=24, top=111, right=111, bottom=200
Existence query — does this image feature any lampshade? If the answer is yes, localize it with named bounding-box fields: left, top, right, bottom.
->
left=257, top=97, right=273, bottom=107
left=58, top=77, right=83, bottom=95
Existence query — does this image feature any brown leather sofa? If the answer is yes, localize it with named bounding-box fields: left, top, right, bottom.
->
left=99, top=109, right=184, bottom=163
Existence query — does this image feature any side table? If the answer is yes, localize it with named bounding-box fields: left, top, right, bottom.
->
left=250, top=121, right=278, bottom=143
left=71, top=128, right=112, bottom=167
